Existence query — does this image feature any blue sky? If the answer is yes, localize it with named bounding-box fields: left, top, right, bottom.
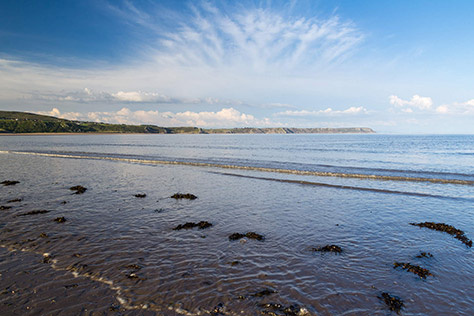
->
left=1, top=0, right=473, bottom=133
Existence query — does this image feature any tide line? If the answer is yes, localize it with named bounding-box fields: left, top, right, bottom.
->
left=1, top=150, right=473, bottom=185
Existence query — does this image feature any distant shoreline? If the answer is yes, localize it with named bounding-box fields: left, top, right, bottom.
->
left=0, top=131, right=376, bottom=136
left=0, top=110, right=375, bottom=134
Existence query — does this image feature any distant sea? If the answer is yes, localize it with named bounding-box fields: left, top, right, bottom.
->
left=1, top=134, right=473, bottom=315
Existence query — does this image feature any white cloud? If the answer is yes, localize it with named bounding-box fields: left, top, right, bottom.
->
left=389, top=94, right=433, bottom=110
left=36, top=108, right=83, bottom=121
left=389, top=94, right=474, bottom=116
left=275, top=106, right=367, bottom=116
left=436, top=99, right=474, bottom=114
left=35, top=107, right=279, bottom=128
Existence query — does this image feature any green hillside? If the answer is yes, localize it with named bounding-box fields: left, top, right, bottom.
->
left=0, top=110, right=375, bottom=134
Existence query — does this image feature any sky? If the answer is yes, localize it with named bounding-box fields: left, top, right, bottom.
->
left=1, top=0, right=473, bottom=133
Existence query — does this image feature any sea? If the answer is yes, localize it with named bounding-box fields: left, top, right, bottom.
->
left=0, top=134, right=473, bottom=315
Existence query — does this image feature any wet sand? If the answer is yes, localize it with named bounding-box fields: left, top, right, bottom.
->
left=1, top=135, right=473, bottom=315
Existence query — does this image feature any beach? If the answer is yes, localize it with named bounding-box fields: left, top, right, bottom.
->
left=0, top=134, right=473, bottom=315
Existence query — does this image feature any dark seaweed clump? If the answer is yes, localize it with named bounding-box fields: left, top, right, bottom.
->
left=0, top=205, right=12, bottom=210
left=252, top=288, right=277, bottom=297
left=229, top=232, right=265, bottom=241
left=410, top=222, right=472, bottom=247
left=134, top=194, right=146, bottom=198
left=7, top=198, right=22, bottom=203
left=379, top=292, right=404, bottom=314
left=173, top=221, right=212, bottom=230
left=394, top=262, right=432, bottom=279
left=125, top=264, right=142, bottom=270
left=259, top=303, right=305, bottom=316
left=69, top=185, right=87, bottom=194
left=171, top=193, right=197, bottom=200
left=416, top=252, right=433, bottom=258
left=312, top=245, right=342, bottom=253
left=54, top=216, right=67, bottom=223
left=17, top=210, right=50, bottom=216
left=210, top=303, right=225, bottom=316
left=1, top=180, right=20, bottom=186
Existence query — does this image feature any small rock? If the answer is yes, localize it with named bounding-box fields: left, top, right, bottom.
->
left=134, top=194, right=146, bottom=198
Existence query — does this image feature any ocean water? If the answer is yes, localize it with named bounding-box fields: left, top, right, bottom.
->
left=0, top=134, right=473, bottom=315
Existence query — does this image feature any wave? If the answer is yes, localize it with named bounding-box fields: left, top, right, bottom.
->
left=1, top=150, right=473, bottom=185
left=209, top=171, right=474, bottom=201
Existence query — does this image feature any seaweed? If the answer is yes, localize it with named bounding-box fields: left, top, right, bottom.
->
left=54, top=216, right=67, bottom=223
left=39, top=232, right=49, bottom=238
left=1, top=180, right=19, bottom=186
left=394, top=262, right=432, bottom=278
left=259, top=303, right=307, bottom=316
left=125, top=264, right=142, bottom=270
left=64, top=284, right=78, bottom=289
left=379, top=292, right=404, bottom=314
left=42, top=253, right=52, bottom=264
left=7, top=198, right=22, bottom=203
left=211, top=303, right=225, bottom=316
left=0, top=206, right=12, bottom=210
left=134, top=194, right=146, bottom=198
left=171, top=193, right=197, bottom=200
left=228, top=232, right=265, bottom=241
left=416, top=252, right=433, bottom=258
left=252, top=288, right=277, bottom=297
left=173, top=221, right=212, bottom=230
left=69, top=185, right=87, bottom=194
left=312, top=245, right=342, bottom=253
left=410, top=222, right=472, bottom=247
left=17, top=210, right=50, bottom=216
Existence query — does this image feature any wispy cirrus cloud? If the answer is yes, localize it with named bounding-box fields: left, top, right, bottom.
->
left=0, top=1, right=365, bottom=126
left=108, top=1, right=364, bottom=72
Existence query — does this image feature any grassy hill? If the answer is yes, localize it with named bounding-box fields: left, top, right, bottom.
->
left=0, top=110, right=375, bottom=134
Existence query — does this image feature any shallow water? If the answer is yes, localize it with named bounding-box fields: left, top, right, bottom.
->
left=0, top=134, right=473, bottom=315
